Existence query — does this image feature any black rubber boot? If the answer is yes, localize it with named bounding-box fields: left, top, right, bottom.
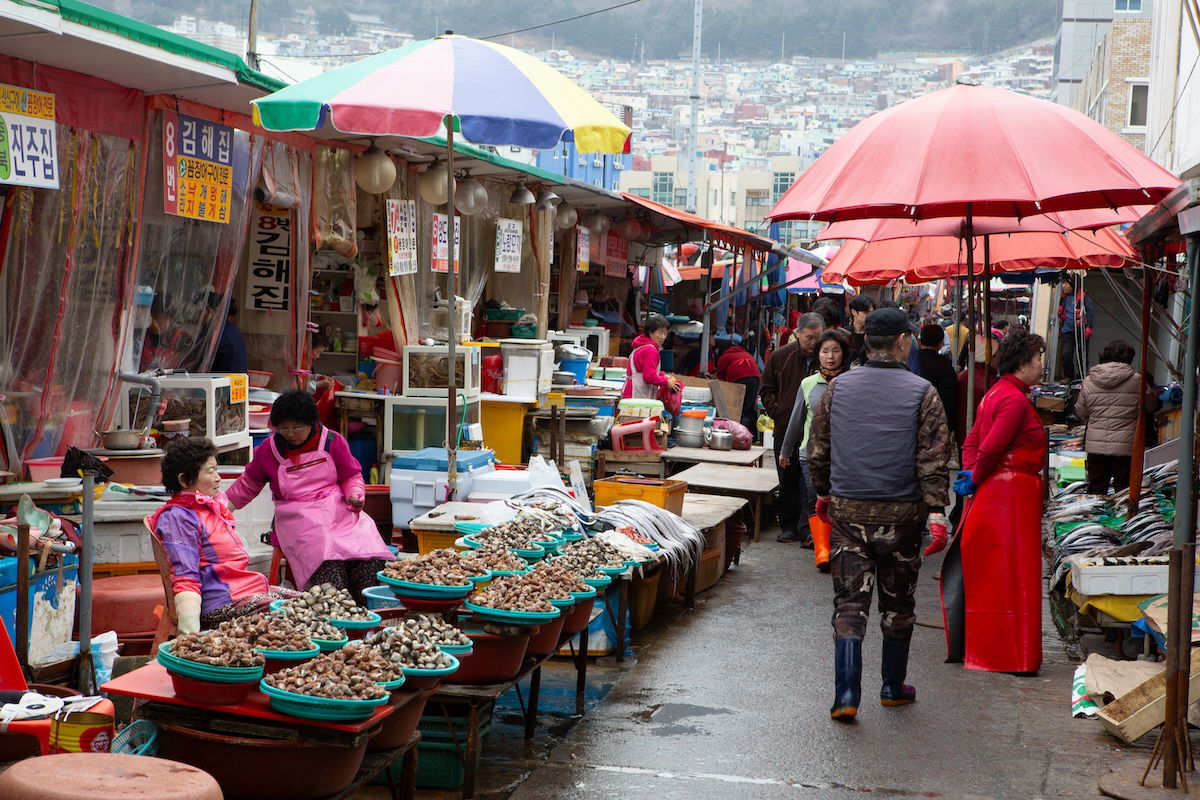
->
left=880, top=637, right=917, bottom=706
left=830, top=637, right=862, bottom=722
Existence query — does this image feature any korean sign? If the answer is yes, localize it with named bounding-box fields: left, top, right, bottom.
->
left=605, top=233, right=629, bottom=278
left=432, top=212, right=461, bottom=273
left=576, top=226, right=590, bottom=273
left=387, top=199, right=418, bottom=276
left=163, top=110, right=234, bottom=223
left=246, top=200, right=292, bottom=311
left=494, top=218, right=522, bottom=273
left=0, top=84, right=57, bottom=189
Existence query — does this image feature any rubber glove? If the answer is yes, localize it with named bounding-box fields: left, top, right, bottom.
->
left=1085, top=327, right=1093, bottom=340
left=925, top=513, right=949, bottom=556
left=347, top=494, right=365, bottom=512
left=175, top=590, right=202, bottom=634
left=953, top=470, right=978, bottom=496
left=815, top=496, right=831, bottom=525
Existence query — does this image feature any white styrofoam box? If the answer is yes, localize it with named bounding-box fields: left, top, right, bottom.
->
left=402, top=345, right=482, bottom=398
left=1070, top=557, right=1199, bottom=596
left=465, top=469, right=533, bottom=502
left=389, top=463, right=494, bottom=528
left=500, top=339, right=554, bottom=398
left=680, top=386, right=712, bottom=404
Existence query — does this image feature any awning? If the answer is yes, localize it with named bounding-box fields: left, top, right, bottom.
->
left=621, top=193, right=780, bottom=254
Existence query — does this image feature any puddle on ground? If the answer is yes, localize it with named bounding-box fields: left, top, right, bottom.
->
left=631, top=702, right=733, bottom=736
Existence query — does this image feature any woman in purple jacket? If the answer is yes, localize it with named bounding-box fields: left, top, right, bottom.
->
left=226, top=390, right=392, bottom=603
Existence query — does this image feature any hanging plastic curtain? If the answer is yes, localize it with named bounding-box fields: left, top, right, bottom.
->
left=0, top=127, right=141, bottom=462
left=135, top=114, right=264, bottom=375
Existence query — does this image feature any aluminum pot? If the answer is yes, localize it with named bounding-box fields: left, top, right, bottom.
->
left=675, top=415, right=705, bottom=434
left=676, top=429, right=705, bottom=448
left=95, top=429, right=142, bottom=450
left=704, top=428, right=733, bottom=451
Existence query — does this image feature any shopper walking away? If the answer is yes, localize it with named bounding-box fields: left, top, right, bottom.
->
left=211, top=298, right=247, bottom=373
left=1058, top=276, right=1093, bottom=382
left=762, top=312, right=824, bottom=544
left=1074, top=339, right=1159, bottom=494
left=809, top=308, right=952, bottom=721
left=941, top=329, right=1047, bottom=674
left=715, top=333, right=761, bottom=431
left=779, top=328, right=852, bottom=571
left=846, top=294, right=875, bottom=366
left=622, top=314, right=682, bottom=416
left=916, top=324, right=959, bottom=442
left=226, top=390, right=394, bottom=605
left=955, top=335, right=997, bottom=447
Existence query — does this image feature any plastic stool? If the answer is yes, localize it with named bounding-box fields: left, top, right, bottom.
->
left=611, top=417, right=665, bottom=452
left=0, top=753, right=221, bottom=800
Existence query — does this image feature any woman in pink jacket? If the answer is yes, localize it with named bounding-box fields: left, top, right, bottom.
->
left=149, top=437, right=296, bottom=633
left=226, top=390, right=393, bottom=603
left=622, top=315, right=681, bottom=415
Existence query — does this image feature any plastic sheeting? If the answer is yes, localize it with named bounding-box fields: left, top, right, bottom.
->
left=0, top=127, right=140, bottom=463
left=134, top=114, right=264, bottom=374
left=313, top=146, right=357, bottom=258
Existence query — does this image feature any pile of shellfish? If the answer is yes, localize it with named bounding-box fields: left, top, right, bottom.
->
left=170, top=630, right=265, bottom=667
left=263, top=653, right=388, bottom=700
left=381, top=548, right=485, bottom=586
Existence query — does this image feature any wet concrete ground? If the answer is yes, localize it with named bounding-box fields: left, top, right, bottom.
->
left=356, top=528, right=1150, bottom=800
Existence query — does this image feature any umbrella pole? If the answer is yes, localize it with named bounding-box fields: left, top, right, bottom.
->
left=446, top=120, right=459, bottom=498
left=983, top=234, right=992, bottom=390
left=965, top=205, right=977, bottom=431
left=1153, top=233, right=1200, bottom=789
left=1128, top=263, right=1153, bottom=514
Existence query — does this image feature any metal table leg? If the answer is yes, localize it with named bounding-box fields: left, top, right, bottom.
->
left=462, top=703, right=479, bottom=799
left=524, top=666, right=542, bottom=739
left=400, top=738, right=417, bottom=800
left=752, top=493, right=763, bottom=541
left=685, top=555, right=697, bottom=609
left=575, top=625, right=589, bottom=715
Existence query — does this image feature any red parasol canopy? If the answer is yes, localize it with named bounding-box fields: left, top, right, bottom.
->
left=768, top=83, right=1180, bottom=224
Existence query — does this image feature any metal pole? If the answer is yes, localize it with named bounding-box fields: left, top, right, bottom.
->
left=1158, top=233, right=1200, bottom=787
left=246, top=0, right=259, bottom=69
left=965, top=205, right=978, bottom=431
left=446, top=117, right=459, bottom=499
left=685, top=0, right=702, bottom=213
left=1129, top=265, right=1153, bottom=514
left=983, top=235, right=993, bottom=390
left=78, top=473, right=95, bottom=694
left=15, top=523, right=29, bottom=673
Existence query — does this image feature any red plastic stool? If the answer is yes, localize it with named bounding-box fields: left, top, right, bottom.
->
left=88, top=574, right=165, bottom=640
left=610, top=416, right=665, bottom=452
left=0, top=753, right=221, bottom=799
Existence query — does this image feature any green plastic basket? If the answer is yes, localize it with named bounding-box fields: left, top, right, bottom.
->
left=400, top=653, right=460, bottom=680
left=112, top=720, right=159, bottom=756
left=328, top=611, right=383, bottom=631
left=156, top=643, right=264, bottom=684
left=510, top=324, right=537, bottom=338
left=313, top=635, right=349, bottom=652
left=461, top=601, right=560, bottom=625
left=484, top=307, right=524, bottom=322
left=376, top=572, right=474, bottom=597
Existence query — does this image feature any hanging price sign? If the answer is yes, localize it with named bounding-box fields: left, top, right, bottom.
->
left=495, top=217, right=522, bottom=273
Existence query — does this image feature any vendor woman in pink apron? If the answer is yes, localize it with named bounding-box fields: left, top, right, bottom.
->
left=226, top=390, right=392, bottom=603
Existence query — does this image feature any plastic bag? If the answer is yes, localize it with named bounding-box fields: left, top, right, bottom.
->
left=526, top=455, right=564, bottom=490
left=756, top=414, right=774, bottom=432
left=313, top=147, right=357, bottom=257
left=258, top=141, right=301, bottom=208
left=712, top=418, right=752, bottom=450
left=42, top=631, right=119, bottom=686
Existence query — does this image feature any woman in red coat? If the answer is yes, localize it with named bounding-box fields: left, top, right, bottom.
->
left=941, top=329, right=1046, bottom=674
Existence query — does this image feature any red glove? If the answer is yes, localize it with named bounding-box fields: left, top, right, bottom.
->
left=924, top=512, right=948, bottom=556
left=815, top=496, right=831, bottom=525
left=1085, top=327, right=1093, bottom=340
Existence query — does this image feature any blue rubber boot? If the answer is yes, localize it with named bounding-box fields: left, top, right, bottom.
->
left=830, top=637, right=861, bottom=722
left=880, top=637, right=917, bottom=706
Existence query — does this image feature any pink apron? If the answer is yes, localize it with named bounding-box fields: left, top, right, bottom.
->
left=270, top=428, right=392, bottom=589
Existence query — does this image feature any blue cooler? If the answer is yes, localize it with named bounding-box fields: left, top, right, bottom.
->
left=389, top=448, right=496, bottom=529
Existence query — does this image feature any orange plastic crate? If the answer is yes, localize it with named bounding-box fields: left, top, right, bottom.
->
left=592, top=476, right=686, bottom=515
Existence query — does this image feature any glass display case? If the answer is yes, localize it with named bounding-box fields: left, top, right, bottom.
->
left=402, top=345, right=481, bottom=398
left=384, top=395, right=481, bottom=453
left=131, top=374, right=251, bottom=451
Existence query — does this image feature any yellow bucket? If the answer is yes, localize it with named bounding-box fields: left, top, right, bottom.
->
left=49, top=710, right=114, bottom=753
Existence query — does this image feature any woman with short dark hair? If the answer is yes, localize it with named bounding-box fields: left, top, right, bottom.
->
left=1074, top=339, right=1158, bottom=494
left=226, top=390, right=393, bottom=603
left=621, top=314, right=682, bottom=415
left=149, top=437, right=295, bottom=632
left=942, top=329, right=1047, bottom=674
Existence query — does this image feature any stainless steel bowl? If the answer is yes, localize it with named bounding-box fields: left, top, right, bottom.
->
left=675, top=429, right=705, bottom=448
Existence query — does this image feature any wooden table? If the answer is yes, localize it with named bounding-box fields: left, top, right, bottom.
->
left=663, top=445, right=770, bottom=471
left=682, top=493, right=751, bottom=566
left=671, top=464, right=779, bottom=541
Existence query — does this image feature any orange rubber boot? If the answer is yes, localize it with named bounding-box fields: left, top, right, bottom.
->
left=809, top=515, right=831, bottom=573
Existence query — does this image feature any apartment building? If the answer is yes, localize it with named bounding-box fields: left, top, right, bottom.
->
left=1072, top=13, right=1153, bottom=148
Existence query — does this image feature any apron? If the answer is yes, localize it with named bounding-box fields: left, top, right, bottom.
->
left=940, top=440, right=1044, bottom=672
left=270, top=428, right=392, bottom=590
left=627, top=344, right=682, bottom=417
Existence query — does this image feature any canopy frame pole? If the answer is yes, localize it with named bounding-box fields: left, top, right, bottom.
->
left=446, top=119, right=459, bottom=498
left=965, top=204, right=978, bottom=432
left=983, top=234, right=993, bottom=390
left=1129, top=263, right=1154, bottom=514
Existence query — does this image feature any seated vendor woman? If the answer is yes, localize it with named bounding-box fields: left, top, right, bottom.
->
left=225, top=390, right=392, bottom=604
left=148, top=437, right=296, bottom=633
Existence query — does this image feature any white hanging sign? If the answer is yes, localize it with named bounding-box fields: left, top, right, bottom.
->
left=386, top=198, right=417, bottom=276
left=495, top=217, right=522, bottom=273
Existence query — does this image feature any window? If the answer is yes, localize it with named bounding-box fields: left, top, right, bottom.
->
left=652, top=171, right=674, bottom=204
left=1128, top=83, right=1148, bottom=127
left=772, top=171, right=795, bottom=202
left=674, top=188, right=689, bottom=207
left=1114, top=0, right=1141, bottom=10
left=592, top=157, right=603, bottom=167
left=745, top=189, right=770, bottom=207
left=630, top=188, right=651, bottom=198
left=613, top=161, right=623, bottom=170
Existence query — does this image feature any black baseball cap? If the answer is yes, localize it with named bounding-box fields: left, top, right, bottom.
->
left=865, top=307, right=919, bottom=336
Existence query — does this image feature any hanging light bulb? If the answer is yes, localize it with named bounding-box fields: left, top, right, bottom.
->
left=615, top=216, right=641, bottom=240
left=455, top=175, right=489, bottom=216
left=585, top=212, right=610, bottom=236
left=535, top=189, right=561, bottom=210
left=418, top=161, right=455, bottom=206
left=555, top=202, right=578, bottom=230
left=353, top=146, right=396, bottom=194
left=508, top=184, right=535, bottom=205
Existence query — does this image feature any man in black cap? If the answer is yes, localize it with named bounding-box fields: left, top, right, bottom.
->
left=808, top=307, right=952, bottom=722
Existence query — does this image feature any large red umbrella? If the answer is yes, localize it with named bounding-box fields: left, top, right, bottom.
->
left=768, top=82, right=1180, bottom=224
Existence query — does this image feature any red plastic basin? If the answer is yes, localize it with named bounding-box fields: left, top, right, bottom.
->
left=561, top=596, right=595, bottom=635
left=446, top=629, right=532, bottom=685
left=368, top=687, right=433, bottom=751
left=526, top=613, right=567, bottom=658
left=169, top=671, right=256, bottom=705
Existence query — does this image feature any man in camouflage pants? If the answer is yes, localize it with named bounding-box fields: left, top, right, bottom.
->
left=809, top=308, right=951, bottom=722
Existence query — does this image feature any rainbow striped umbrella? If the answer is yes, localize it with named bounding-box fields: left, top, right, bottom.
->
left=251, top=33, right=631, bottom=153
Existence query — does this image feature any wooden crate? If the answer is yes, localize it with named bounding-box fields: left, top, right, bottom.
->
left=1097, top=650, right=1200, bottom=743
